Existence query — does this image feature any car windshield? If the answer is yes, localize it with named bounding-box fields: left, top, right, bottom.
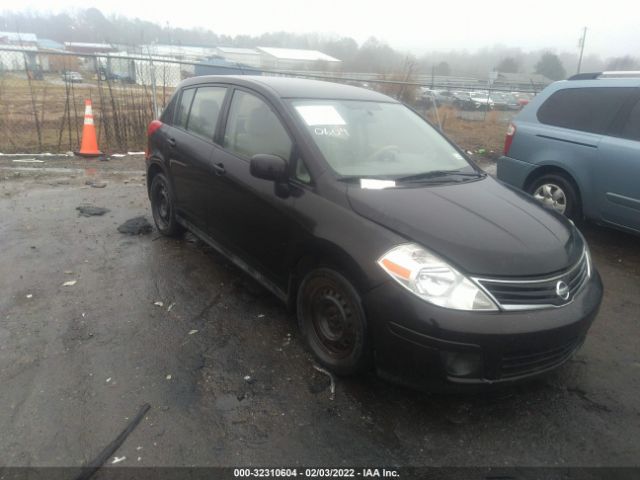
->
left=290, top=99, right=473, bottom=178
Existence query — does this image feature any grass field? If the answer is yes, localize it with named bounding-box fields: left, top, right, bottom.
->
left=0, top=74, right=508, bottom=156
left=431, top=107, right=509, bottom=158
left=0, top=73, right=172, bottom=154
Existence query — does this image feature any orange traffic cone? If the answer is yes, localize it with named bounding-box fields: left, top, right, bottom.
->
left=76, top=99, right=102, bottom=157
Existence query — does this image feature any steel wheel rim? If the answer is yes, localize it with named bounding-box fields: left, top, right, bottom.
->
left=153, top=182, right=171, bottom=229
left=307, top=283, right=356, bottom=359
left=533, top=183, right=567, bottom=214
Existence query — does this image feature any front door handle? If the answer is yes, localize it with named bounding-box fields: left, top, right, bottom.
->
left=212, top=162, right=226, bottom=175
left=167, top=137, right=177, bottom=147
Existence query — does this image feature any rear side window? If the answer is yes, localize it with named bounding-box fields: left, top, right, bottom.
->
left=160, top=95, right=177, bottom=124
left=186, top=86, right=227, bottom=140
left=620, top=99, right=640, bottom=141
left=537, top=87, right=635, bottom=134
left=175, top=88, right=195, bottom=129
left=223, top=90, right=292, bottom=161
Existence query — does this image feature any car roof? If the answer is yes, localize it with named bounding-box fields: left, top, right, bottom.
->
left=179, top=75, right=397, bottom=102
left=562, top=77, right=640, bottom=88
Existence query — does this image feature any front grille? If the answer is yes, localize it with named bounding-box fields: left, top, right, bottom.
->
left=474, top=250, right=590, bottom=310
left=500, top=338, right=582, bottom=378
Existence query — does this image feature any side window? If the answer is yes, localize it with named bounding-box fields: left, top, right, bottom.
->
left=295, top=158, right=312, bottom=183
left=175, top=88, right=195, bottom=129
left=620, top=99, right=640, bottom=141
left=186, top=86, right=227, bottom=140
left=160, top=94, right=177, bottom=124
left=537, top=87, right=635, bottom=134
left=223, top=90, right=293, bottom=161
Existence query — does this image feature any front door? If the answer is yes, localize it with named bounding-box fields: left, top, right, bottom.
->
left=207, top=88, right=297, bottom=287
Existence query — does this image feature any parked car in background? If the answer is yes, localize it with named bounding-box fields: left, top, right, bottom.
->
left=451, top=92, right=475, bottom=110
left=470, top=91, right=494, bottom=110
left=498, top=72, right=640, bottom=235
left=61, top=71, right=83, bottom=83
left=513, top=92, right=533, bottom=107
left=415, top=87, right=436, bottom=108
left=97, top=67, right=133, bottom=83
left=433, top=90, right=458, bottom=106
left=146, top=75, right=602, bottom=390
left=490, top=92, right=520, bottom=110
left=453, top=91, right=493, bottom=110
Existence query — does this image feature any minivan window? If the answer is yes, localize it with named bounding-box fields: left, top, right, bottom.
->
left=186, top=86, right=227, bottom=140
left=175, top=88, right=195, bottom=129
left=223, top=90, right=293, bottom=161
left=290, top=100, right=470, bottom=177
left=620, top=99, right=640, bottom=141
left=537, top=87, right=635, bottom=134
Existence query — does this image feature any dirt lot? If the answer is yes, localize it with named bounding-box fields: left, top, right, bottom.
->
left=0, top=155, right=639, bottom=474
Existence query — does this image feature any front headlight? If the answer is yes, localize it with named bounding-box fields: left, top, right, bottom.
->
left=377, top=244, right=498, bottom=311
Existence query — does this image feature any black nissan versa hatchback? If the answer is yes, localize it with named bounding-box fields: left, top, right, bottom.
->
left=145, top=76, right=603, bottom=390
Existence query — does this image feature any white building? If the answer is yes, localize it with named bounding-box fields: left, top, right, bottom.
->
left=256, top=47, right=341, bottom=71
left=141, top=44, right=216, bottom=62
left=214, top=46, right=342, bottom=72
left=0, top=31, right=40, bottom=71
left=0, top=45, right=39, bottom=71
left=214, top=47, right=262, bottom=68
left=0, top=31, right=38, bottom=47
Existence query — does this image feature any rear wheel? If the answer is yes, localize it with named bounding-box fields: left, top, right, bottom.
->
left=529, top=173, right=580, bottom=220
left=297, top=268, right=371, bottom=376
left=150, top=172, right=184, bottom=237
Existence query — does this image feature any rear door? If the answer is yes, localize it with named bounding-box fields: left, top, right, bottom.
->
left=597, top=91, right=640, bottom=231
left=168, top=85, right=228, bottom=227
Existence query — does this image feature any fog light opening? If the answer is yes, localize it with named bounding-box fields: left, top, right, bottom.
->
left=443, top=351, right=483, bottom=378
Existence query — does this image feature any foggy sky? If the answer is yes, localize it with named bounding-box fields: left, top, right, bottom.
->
left=10, top=0, right=640, bottom=57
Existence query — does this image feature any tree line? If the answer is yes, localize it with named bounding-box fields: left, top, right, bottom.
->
left=1, top=8, right=638, bottom=80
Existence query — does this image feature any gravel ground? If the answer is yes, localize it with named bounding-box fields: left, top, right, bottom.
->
left=0, top=155, right=638, bottom=472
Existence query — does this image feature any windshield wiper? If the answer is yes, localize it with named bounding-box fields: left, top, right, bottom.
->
left=395, top=169, right=486, bottom=183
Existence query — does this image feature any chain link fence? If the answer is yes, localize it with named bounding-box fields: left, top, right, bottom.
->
left=0, top=47, right=538, bottom=154
left=0, top=48, right=180, bottom=154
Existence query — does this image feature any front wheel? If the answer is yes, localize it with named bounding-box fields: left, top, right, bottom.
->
left=297, top=268, right=371, bottom=376
left=528, top=173, right=580, bottom=220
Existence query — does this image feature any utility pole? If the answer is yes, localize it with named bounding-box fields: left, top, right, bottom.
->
left=577, top=27, right=587, bottom=74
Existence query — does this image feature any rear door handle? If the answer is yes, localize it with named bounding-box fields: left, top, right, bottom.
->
left=167, top=137, right=176, bottom=147
left=212, top=162, right=226, bottom=175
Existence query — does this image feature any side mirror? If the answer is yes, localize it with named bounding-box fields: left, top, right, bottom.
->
left=250, top=154, right=288, bottom=182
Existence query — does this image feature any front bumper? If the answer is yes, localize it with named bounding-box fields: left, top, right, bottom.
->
left=362, top=270, right=603, bottom=391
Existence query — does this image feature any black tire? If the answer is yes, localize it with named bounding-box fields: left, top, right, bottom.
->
left=296, top=268, right=371, bottom=376
left=528, top=173, right=580, bottom=220
left=150, top=172, right=184, bottom=237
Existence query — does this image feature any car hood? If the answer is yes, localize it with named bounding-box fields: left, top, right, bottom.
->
left=346, top=176, right=583, bottom=276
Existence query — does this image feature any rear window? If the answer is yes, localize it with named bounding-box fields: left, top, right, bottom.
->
left=537, top=87, right=635, bottom=134
left=160, top=95, right=177, bottom=123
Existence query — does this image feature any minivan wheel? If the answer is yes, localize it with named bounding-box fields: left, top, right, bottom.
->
left=297, top=268, right=371, bottom=376
left=529, top=174, right=580, bottom=219
left=150, top=173, right=184, bottom=237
